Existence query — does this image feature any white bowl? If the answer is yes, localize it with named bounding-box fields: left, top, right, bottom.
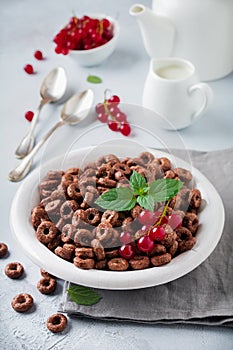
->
left=68, top=15, right=120, bottom=66
left=10, top=145, right=225, bottom=290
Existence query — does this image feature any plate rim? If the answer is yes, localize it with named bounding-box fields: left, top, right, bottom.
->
left=10, top=146, right=225, bottom=290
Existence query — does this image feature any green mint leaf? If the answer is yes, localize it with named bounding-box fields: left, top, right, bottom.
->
left=149, top=179, right=183, bottom=202
left=87, top=75, right=102, bottom=84
left=137, top=194, right=155, bottom=212
left=67, top=284, right=101, bottom=306
left=95, top=187, right=136, bottom=211
left=130, top=170, right=147, bottom=195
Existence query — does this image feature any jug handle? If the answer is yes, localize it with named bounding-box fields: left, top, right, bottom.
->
left=188, top=83, right=213, bottom=122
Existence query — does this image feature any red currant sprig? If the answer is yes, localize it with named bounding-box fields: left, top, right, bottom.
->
left=118, top=202, right=183, bottom=259
left=95, top=92, right=131, bottom=136
left=53, top=15, right=114, bottom=55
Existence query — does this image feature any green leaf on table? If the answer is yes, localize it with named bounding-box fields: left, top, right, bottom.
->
left=95, top=187, right=136, bottom=211
left=67, top=284, right=101, bottom=306
left=149, top=178, right=183, bottom=202
left=87, top=75, right=102, bottom=84
left=130, top=170, right=148, bottom=195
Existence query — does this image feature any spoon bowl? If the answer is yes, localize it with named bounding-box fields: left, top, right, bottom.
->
left=9, top=89, right=94, bottom=182
left=15, top=67, right=67, bottom=159
left=40, top=67, right=67, bottom=102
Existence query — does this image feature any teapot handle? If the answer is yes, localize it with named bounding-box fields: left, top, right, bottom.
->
left=188, top=83, right=213, bottom=122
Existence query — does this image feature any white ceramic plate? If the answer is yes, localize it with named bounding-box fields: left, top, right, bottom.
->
left=10, top=146, right=225, bottom=290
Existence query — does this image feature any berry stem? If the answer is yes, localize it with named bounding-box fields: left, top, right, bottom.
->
left=155, top=200, right=170, bottom=227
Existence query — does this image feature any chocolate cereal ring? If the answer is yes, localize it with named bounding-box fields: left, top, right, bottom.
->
left=182, top=212, right=199, bottom=234
left=61, top=224, right=76, bottom=243
left=40, top=268, right=54, bottom=278
left=75, top=247, right=94, bottom=259
left=91, top=239, right=105, bottom=261
left=46, top=313, right=67, bottom=333
left=5, top=262, right=24, bottom=279
left=74, top=229, right=95, bottom=246
left=84, top=208, right=101, bottom=225
left=54, top=244, right=75, bottom=261
left=31, top=205, right=49, bottom=229
left=37, top=277, right=57, bottom=294
left=129, top=256, right=150, bottom=270
left=151, top=253, right=172, bottom=266
left=73, top=256, right=95, bottom=269
left=107, top=258, right=129, bottom=271
left=188, top=189, right=202, bottom=209
left=60, top=200, right=79, bottom=220
left=157, top=157, right=171, bottom=172
left=11, top=293, right=33, bottom=313
left=0, top=242, right=8, bottom=258
left=67, top=183, right=82, bottom=201
left=36, top=221, right=58, bottom=244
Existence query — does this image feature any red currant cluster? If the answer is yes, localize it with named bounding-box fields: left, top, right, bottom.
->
left=53, top=15, right=114, bottom=55
left=119, top=209, right=182, bottom=259
left=95, top=94, right=131, bottom=136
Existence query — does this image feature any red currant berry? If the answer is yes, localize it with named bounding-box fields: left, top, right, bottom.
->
left=24, top=64, right=34, bottom=74
left=137, top=236, right=154, bottom=253
left=108, top=105, right=120, bottom=116
left=24, top=111, right=34, bottom=122
left=141, top=225, right=150, bottom=233
left=55, top=45, right=62, bottom=54
left=120, top=232, right=133, bottom=245
left=154, top=211, right=168, bottom=225
left=108, top=95, right=120, bottom=104
left=120, top=122, right=131, bottom=136
left=108, top=120, right=119, bottom=132
left=149, top=226, right=166, bottom=241
left=115, top=112, right=127, bottom=123
left=97, top=112, right=108, bottom=123
left=61, top=47, right=69, bottom=55
left=168, top=214, right=182, bottom=229
left=34, top=50, right=43, bottom=60
left=95, top=103, right=105, bottom=114
left=102, top=18, right=110, bottom=29
left=138, top=210, right=156, bottom=226
left=119, top=244, right=135, bottom=260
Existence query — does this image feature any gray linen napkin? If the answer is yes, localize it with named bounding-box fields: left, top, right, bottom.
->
left=59, top=148, right=233, bottom=327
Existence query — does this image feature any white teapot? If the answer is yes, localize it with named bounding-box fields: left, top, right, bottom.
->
left=130, top=0, right=233, bottom=81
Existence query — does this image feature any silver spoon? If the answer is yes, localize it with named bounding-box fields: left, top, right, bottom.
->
left=15, top=67, right=67, bottom=159
left=9, top=89, right=94, bottom=182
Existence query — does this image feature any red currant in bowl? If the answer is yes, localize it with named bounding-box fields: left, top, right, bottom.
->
left=149, top=226, right=166, bottom=241
left=119, top=244, right=136, bottom=260
left=137, top=235, right=154, bottom=253
left=168, top=213, right=182, bottom=229
left=138, top=210, right=156, bottom=226
left=54, top=14, right=120, bottom=66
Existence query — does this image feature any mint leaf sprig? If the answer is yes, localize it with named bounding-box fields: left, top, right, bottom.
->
left=95, top=171, right=183, bottom=212
left=67, top=284, right=101, bottom=306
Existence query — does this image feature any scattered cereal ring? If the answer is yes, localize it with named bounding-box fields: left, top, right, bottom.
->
left=0, top=242, right=8, bottom=258
left=37, top=277, right=57, bottom=294
left=40, top=268, right=54, bottom=278
left=11, top=293, right=33, bottom=313
left=5, top=262, right=24, bottom=279
left=46, top=313, right=67, bottom=333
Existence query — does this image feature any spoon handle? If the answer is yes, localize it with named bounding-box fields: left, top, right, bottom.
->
left=14, top=98, right=49, bottom=159
left=9, top=120, right=65, bottom=182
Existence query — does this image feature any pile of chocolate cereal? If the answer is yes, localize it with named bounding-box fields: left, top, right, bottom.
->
left=31, top=152, right=202, bottom=271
